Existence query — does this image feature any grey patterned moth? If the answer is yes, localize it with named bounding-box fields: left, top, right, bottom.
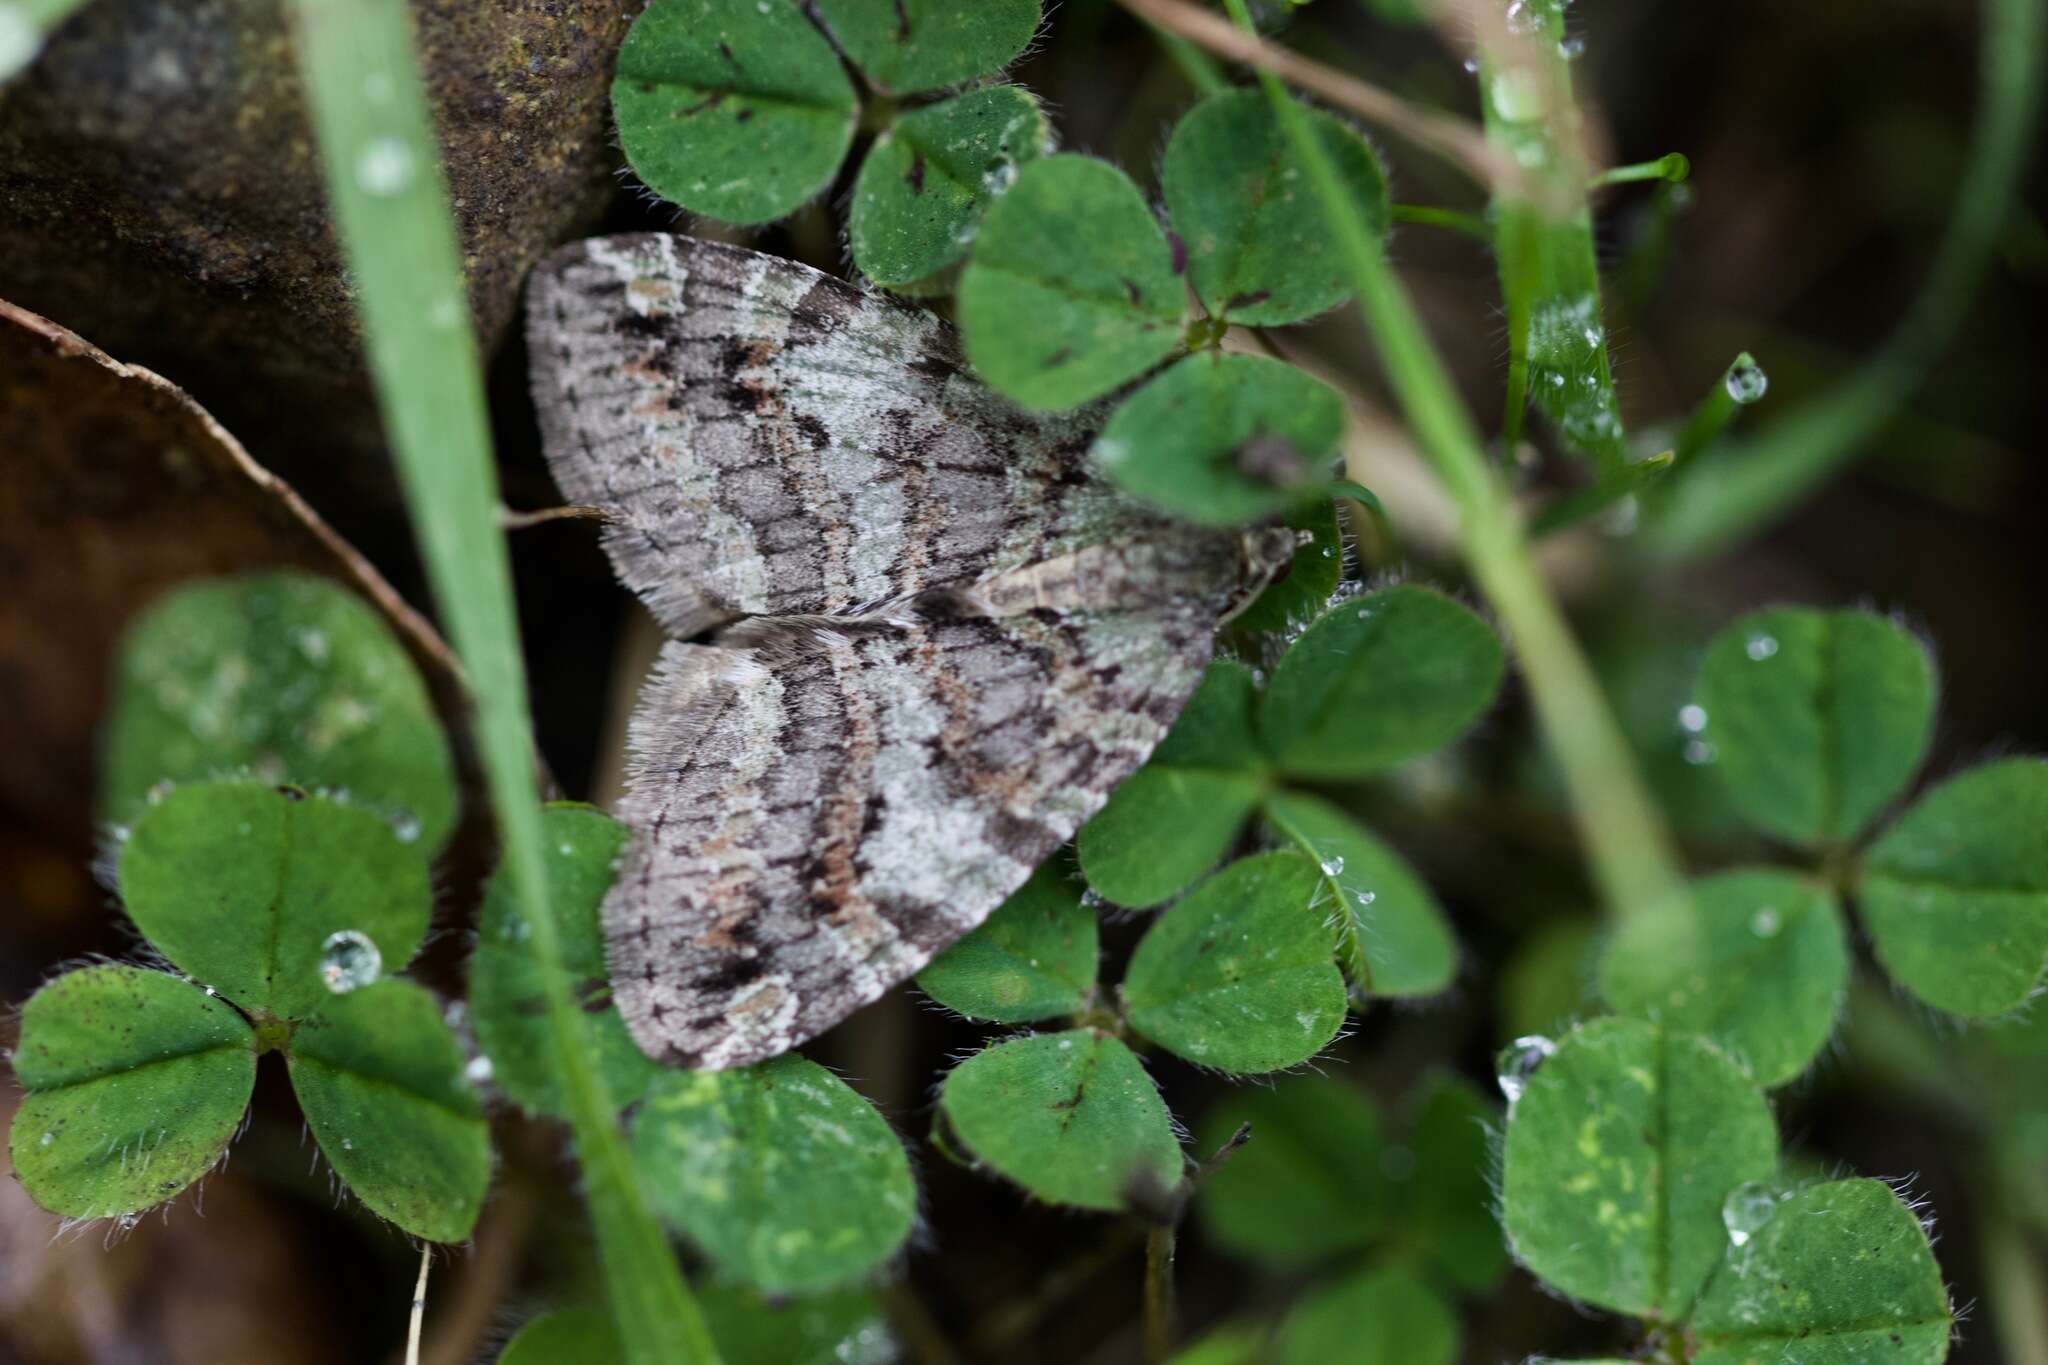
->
left=526, top=234, right=1297, bottom=1070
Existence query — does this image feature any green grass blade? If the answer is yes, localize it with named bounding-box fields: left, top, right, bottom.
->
left=0, top=0, right=92, bottom=81
left=285, top=2, right=716, bottom=1359
left=1645, top=0, right=2044, bottom=562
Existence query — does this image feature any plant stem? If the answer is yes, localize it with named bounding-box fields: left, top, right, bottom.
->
left=1142, top=1222, right=1176, bottom=1363
left=1982, top=1214, right=2048, bottom=1365
left=1114, top=0, right=1516, bottom=191
left=1223, top=0, right=1687, bottom=925
left=1391, top=203, right=1493, bottom=242
left=1590, top=152, right=1689, bottom=188
left=286, top=3, right=717, bottom=1362
left=1644, top=0, right=2044, bottom=561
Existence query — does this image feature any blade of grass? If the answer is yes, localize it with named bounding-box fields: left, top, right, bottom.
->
left=286, top=3, right=717, bottom=1361
left=1477, top=0, right=1630, bottom=473
left=1218, top=0, right=1687, bottom=932
left=0, top=0, right=94, bottom=81
left=1644, top=0, right=2044, bottom=562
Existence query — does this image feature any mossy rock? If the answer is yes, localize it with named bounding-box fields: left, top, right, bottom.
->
left=0, top=0, right=631, bottom=527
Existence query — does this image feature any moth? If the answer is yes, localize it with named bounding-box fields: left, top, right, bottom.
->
left=527, top=234, right=1297, bottom=1069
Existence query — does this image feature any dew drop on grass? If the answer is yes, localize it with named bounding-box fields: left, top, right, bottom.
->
left=1722, top=1181, right=1780, bottom=1248
left=465, top=1055, right=494, bottom=1085
left=390, top=810, right=421, bottom=844
left=1320, top=855, right=1345, bottom=877
left=1677, top=703, right=1708, bottom=733
left=354, top=137, right=416, bottom=197
left=1725, top=359, right=1769, bottom=404
left=1496, top=1034, right=1555, bottom=1102
left=1684, top=738, right=1717, bottom=765
left=1355, top=890, right=1376, bottom=908
left=1745, top=633, right=1779, bottom=661
left=1751, top=906, right=1782, bottom=937
left=319, top=930, right=383, bottom=993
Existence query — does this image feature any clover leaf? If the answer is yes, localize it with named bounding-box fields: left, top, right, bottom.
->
left=11, top=780, right=487, bottom=1241
left=1694, top=607, right=1936, bottom=846
left=957, top=154, right=1185, bottom=410
left=938, top=1029, right=1182, bottom=1211
left=630, top=1059, right=918, bottom=1294
left=101, top=570, right=457, bottom=854
left=917, top=860, right=1099, bottom=1023
left=1121, top=851, right=1347, bottom=1074
left=1860, top=757, right=2048, bottom=1017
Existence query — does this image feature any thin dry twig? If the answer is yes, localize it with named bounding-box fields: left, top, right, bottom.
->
left=404, top=1245, right=432, bottom=1365
left=1114, top=0, right=1519, bottom=191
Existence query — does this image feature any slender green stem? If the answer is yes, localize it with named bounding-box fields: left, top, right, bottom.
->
left=286, top=4, right=716, bottom=1362
left=1142, top=1222, right=1176, bottom=1363
left=1222, top=0, right=1686, bottom=925
left=1391, top=203, right=1492, bottom=242
left=1644, top=0, right=2044, bottom=561
left=1530, top=452, right=1673, bottom=539
left=1590, top=152, right=1690, bottom=188
left=1668, top=352, right=1762, bottom=468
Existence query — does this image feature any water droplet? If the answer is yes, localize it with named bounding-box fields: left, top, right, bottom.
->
left=1490, top=67, right=1547, bottom=121
left=1751, top=906, right=1782, bottom=937
left=341, top=1137, right=354, bottom=1151
left=1558, top=35, right=1586, bottom=59
left=1722, top=1181, right=1780, bottom=1247
left=40, top=1130, right=54, bottom=1148
left=465, top=1055, right=494, bottom=1084
left=1462, top=57, right=1480, bottom=74
left=1684, top=738, right=1717, bottom=765
left=1746, top=633, right=1779, bottom=661
left=319, top=930, right=382, bottom=993
left=1725, top=359, right=1769, bottom=405
left=391, top=811, right=421, bottom=844
left=0, top=6, right=40, bottom=80
left=1319, top=855, right=1345, bottom=877
left=1355, top=890, right=1376, bottom=907
left=1677, top=704, right=1709, bottom=733
left=1320, top=546, right=1334, bottom=558
left=296, top=628, right=329, bottom=665
left=1496, top=1035, right=1555, bottom=1102
left=145, top=780, right=173, bottom=806
left=354, top=137, right=416, bottom=197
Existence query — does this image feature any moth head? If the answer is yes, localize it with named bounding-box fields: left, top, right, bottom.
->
left=1238, top=524, right=1307, bottom=588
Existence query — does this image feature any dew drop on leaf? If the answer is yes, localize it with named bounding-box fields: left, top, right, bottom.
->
left=1320, top=856, right=1345, bottom=877
left=1721, top=1180, right=1780, bottom=1248
left=1725, top=359, right=1769, bottom=404
left=354, top=137, right=416, bottom=197
left=1677, top=703, right=1708, bottom=733
left=1684, top=738, right=1717, bottom=765
left=1495, top=1034, right=1556, bottom=1102
left=319, top=930, right=382, bottom=993
left=1750, top=906, right=1782, bottom=938
left=1745, top=633, right=1779, bottom=661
